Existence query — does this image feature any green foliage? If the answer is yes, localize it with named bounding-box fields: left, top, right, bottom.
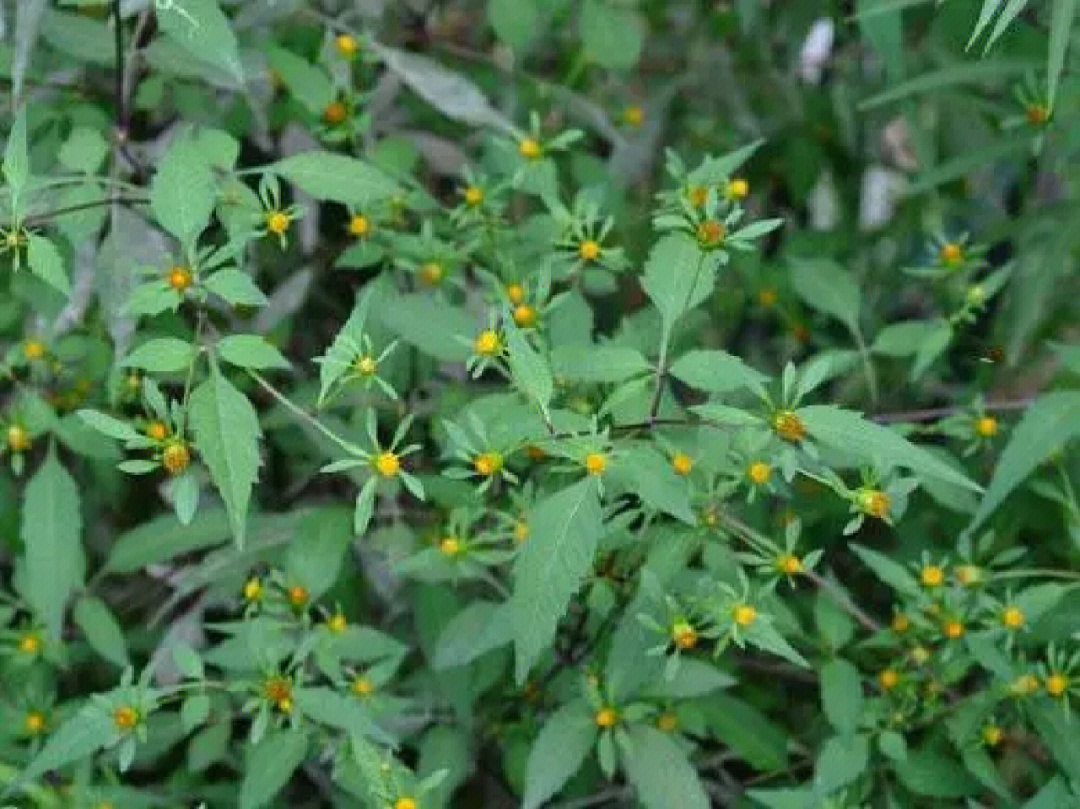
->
left=3, top=2, right=1080, bottom=808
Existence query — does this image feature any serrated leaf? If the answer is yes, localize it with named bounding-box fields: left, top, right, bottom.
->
left=263, top=44, right=334, bottom=115
left=73, top=596, right=128, bottom=667
left=512, top=480, right=602, bottom=682
left=815, top=734, right=869, bottom=793
left=294, top=688, right=392, bottom=745
left=799, top=405, right=980, bottom=492
left=150, top=131, right=216, bottom=250
left=488, top=0, right=541, bottom=51
left=203, top=268, right=268, bottom=307
left=26, top=234, right=71, bottom=295
left=273, top=151, right=399, bottom=206
left=789, top=258, right=860, bottom=335
left=59, top=126, right=108, bottom=174
left=77, top=409, right=141, bottom=442
left=617, top=444, right=695, bottom=523
left=217, top=334, right=290, bottom=370
left=820, top=659, right=863, bottom=736
left=239, top=728, right=307, bottom=809
left=157, top=0, right=243, bottom=84
left=624, top=725, right=709, bottom=809
left=505, top=326, right=553, bottom=418
left=3, top=107, right=28, bottom=217
left=705, top=695, right=789, bottom=771
left=20, top=447, right=85, bottom=640
left=641, top=233, right=716, bottom=334
left=967, top=392, right=1080, bottom=534
left=669, top=349, right=769, bottom=397
left=19, top=704, right=116, bottom=786
left=379, top=293, right=474, bottom=363
left=849, top=543, right=921, bottom=596
left=580, top=0, right=643, bottom=71
left=120, top=338, right=197, bottom=373
left=550, top=344, right=651, bottom=383
left=433, top=600, right=513, bottom=669
left=522, top=702, right=596, bottom=809
left=189, top=362, right=262, bottom=546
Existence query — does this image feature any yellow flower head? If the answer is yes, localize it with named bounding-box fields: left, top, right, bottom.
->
left=578, top=239, right=601, bottom=262
left=473, top=329, right=501, bottom=357
left=773, top=410, right=806, bottom=443
left=334, top=33, right=358, bottom=58
left=265, top=210, right=291, bottom=235
left=747, top=461, right=772, bottom=485
left=732, top=604, right=757, bottom=627
left=161, top=441, right=191, bottom=475
left=1001, top=605, right=1025, bottom=629
left=518, top=138, right=542, bottom=160
left=594, top=707, right=618, bottom=728
left=671, top=621, right=698, bottom=650
left=974, top=416, right=998, bottom=438
left=113, top=705, right=139, bottom=731
left=878, top=668, right=899, bottom=690
left=584, top=452, right=608, bottom=476
left=920, top=565, right=944, bottom=587
left=671, top=453, right=693, bottom=476
left=373, top=451, right=401, bottom=478
left=463, top=185, right=484, bottom=206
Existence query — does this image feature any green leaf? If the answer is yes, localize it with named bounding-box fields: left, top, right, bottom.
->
left=120, top=338, right=197, bottom=373
left=799, top=405, right=980, bottom=492
left=433, top=600, right=513, bottom=669
left=19, top=704, right=116, bottom=786
left=789, top=258, right=860, bottom=336
left=505, top=326, right=553, bottom=419
left=203, top=268, right=268, bottom=307
left=106, top=507, right=231, bottom=572
left=418, top=726, right=473, bottom=809
left=580, top=0, right=643, bottom=71
left=239, top=728, right=308, bottom=809
left=1027, top=698, right=1080, bottom=784
left=617, top=445, right=696, bottom=523
left=859, top=58, right=1040, bottom=108
left=550, top=344, right=651, bottom=384
left=669, top=349, right=769, bottom=397
left=380, top=293, right=475, bottom=363
left=820, top=659, right=864, bottom=737
left=293, top=688, right=392, bottom=745
left=814, top=734, right=869, bottom=793
left=189, top=362, right=262, bottom=546
left=73, top=595, right=129, bottom=667
left=849, top=543, right=921, bottom=596
left=704, top=695, right=788, bottom=771
left=512, top=479, right=602, bottom=682
left=489, top=0, right=542, bottom=51
left=967, top=392, right=1080, bottom=534
left=20, top=447, right=85, bottom=641
left=150, top=131, right=216, bottom=250
left=263, top=44, right=334, bottom=115
left=77, top=409, right=141, bottom=443
left=891, top=745, right=979, bottom=797
left=522, top=702, right=597, bottom=809
left=156, top=0, right=243, bottom=84
left=641, top=233, right=716, bottom=335
left=26, top=234, right=71, bottom=296
left=624, top=725, right=709, bottom=809
left=3, top=105, right=28, bottom=218
left=644, top=658, right=736, bottom=698
left=58, top=126, right=108, bottom=174
left=273, top=151, right=400, bottom=206
left=1049, top=0, right=1079, bottom=105
left=217, top=334, right=290, bottom=370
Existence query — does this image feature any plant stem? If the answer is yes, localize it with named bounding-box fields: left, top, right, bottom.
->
left=247, top=369, right=364, bottom=457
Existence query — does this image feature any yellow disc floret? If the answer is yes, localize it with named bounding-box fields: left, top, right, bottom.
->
left=113, top=705, right=139, bottom=731
left=1046, top=673, right=1069, bottom=697
left=473, top=329, right=501, bottom=356
left=732, top=604, right=757, bottom=627
left=594, top=707, right=618, bottom=728
left=265, top=210, right=291, bottom=235
left=778, top=554, right=803, bottom=575
left=1001, top=605, right=1025, bottom=629
left=352, top=675, right=375, bottom=696
left=243, top=577, right=263, bottom=602
left=773, top=410, right=806, bottom=443
left=23, top=340, right=45, bottom=359
left=696, top=219, right=725, bottom=247
left=747, top=461, right=772, bottom=485
left=859, top=489, right=891, bottom=519
left=974, top=416, right=998, bottom=438
left=671, top=621, right=698, bottom=650
left=727, top=178, right=749, bottom=199
left=578, top=239, right=601, bottom=261
left=473, top=452, right=503, bottom=477
left=879, top=668, right=899, bottom=690
left=7, top=424, right=31, bottom=453
left=513, top=303, right=538, bottom=328
left=146, top=420, right=169, bottom=441
left=161, top=441, right=191, bottom=475
left=584, top=452, right=608, bottom=476
left=518, top=138, right=541, bottom=159
left=373, top=451, right=401, bottom=478
left=334, top=33, right=358, bottom=58
left=439, top=536, right=462, bottom=556
left=349, top=214, right=371, bottom=238
left=939, top=242, right=963, bottom=266
left=920, top=565, right=945, bottom=588
left=463, top=185, right=484, bottom=206
left=671, top=453, right=693, bottom=476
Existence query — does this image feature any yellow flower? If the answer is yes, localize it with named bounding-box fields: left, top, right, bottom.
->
left=982, top=724, right=1003, bottom=746
left=696, top=219, right=725, bottom=247
left=265, top=210, right=291, bottom=235
left=373, top=451, right=401, bottom=478
left=439, top=536, right=461, bottom=556
left=287, top=585, right=310, bottom=609
left=161, top=441, right=191, bottom=475
left=7, top=424, right=31, bottom=453
left=942, top=619, right=965, bottom=639
left=747, top=461, right=772, bottom=485
left=334, top=33, right=358, bottom=58
left=505, top=283, right=525, bottom=304
left=732, top=604, right=757, bottom=627
left=322, top=101, right=347, bottom=125
left=859, top=489, right=891, bottom=519
left=671, top=621, right=698, bottom=650
left=727, top=178, right=749, bottom=199
left=939, top=242, right=963, bottom=266
left=24, top=710, right=47, bottom=734
left=777, top=554, right=802, bottom=575
left=920, top=565, right=944, bottom=587
left=146, top=420, right=169, bottom=441
left=974, top=416, right=998, bottom=438
left=891, top=613, right=910, bottom=633
left=954, top=565, right=982, bottom=586
left=243, top=577, right=263, bottom=602
left=473, top=329, right=501, bottom=356
left=584, top=452, right=608, bottom=476
left=513, top=520, right=529, bottom=544
left=113, top=705, right=139, bottom=731
left=1046, top=673, right=1069, bottom=697
left=656, top=711, right=678, bottom=732
left=418, top=262, right=443, bottom=286
left=1001, top=605, right=1025, bottom=629
left=758, top=287, right=778, bottom=307
left=513, top=303, right=538, bottom=328
left=622, top=104, right=644, bottom=127
left=394, top=798, right=417, bottom=809
left=263, top=676, right=293, bottom=711
left=594, top=707, right=618, bottom=728
left=326, top=612, right=347, bottom=633
left=518, top=138, right=541, bottom=159
left=352, top=675, right=375, bottom=697
left=472, top=452, right=503, bottom=477
left=17, top=632, right=41, bottom=656
left=578, top=239, right=601, bottom=261
left=354, top=355, right=377, bottom=376
left=878, top=668, right=899, bottom=690
left=348, top=214, right=371, bottom=238
left=687, top=185, right=708, bottom=208
left=670, top=453, right=693, bottom=476
left=1025, top=103, right=1050, bottom=125
left=773, top=410, right=806, bottom=443
left=23, top=339, right=46, bottom=359
left=463, top=185, right=484, bottom=206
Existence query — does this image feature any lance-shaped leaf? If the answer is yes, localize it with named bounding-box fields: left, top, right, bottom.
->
left=273, top=151, right=400, bottom=206
left=624, top=725, right=709, bottom=809
left=512, top=479, right=602, bottom=681
left=150, top=131, right=216, bottom=250
left=19, top=446, right=85, bottom=640
left=189, top=361, right=262, bottom=546
left=156, top=0, right=243, bottom=84
left=522, top=702, right=597, bottom=809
